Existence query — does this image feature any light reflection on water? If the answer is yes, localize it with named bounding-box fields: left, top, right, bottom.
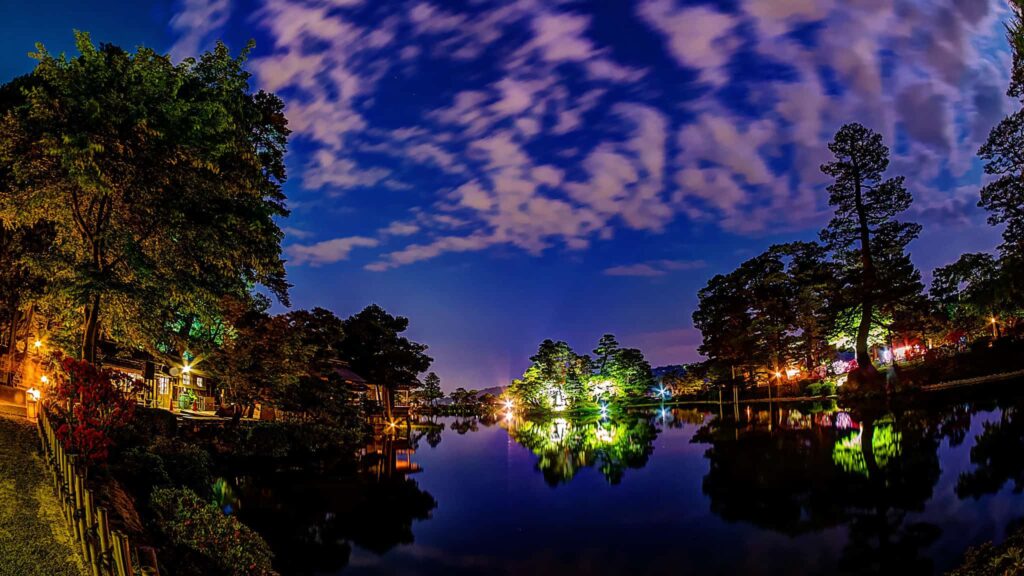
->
left=241, top=390, right=1024, bottom=576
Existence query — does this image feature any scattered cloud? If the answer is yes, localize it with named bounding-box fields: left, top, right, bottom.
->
left=286, top=236, right=379, bottom=266
left=604, top=259, right=706, bottom=277
left=169, top=0, right=231, bottom=61
left=171, top=0, right=1014, bottom=270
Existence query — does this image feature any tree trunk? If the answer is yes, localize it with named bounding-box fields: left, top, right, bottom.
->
left=853, top=166, right=878, bottom=373
left=6, top=303, right=18, bottom=387
left=82, top=293, right=101, bottom=364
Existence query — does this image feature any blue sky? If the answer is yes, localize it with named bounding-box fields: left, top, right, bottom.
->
left=1, top=0, right=1013, bottom=390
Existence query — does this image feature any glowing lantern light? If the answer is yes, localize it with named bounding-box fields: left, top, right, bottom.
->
left=786, top=368, right=799, bottom=379
left=26, top=387, right=40, bottom=402
left=40, top=375, right=49, bottom=385
left=33, top=340, right=42, bottom=350
left=503, top=399, right=514, bottom=410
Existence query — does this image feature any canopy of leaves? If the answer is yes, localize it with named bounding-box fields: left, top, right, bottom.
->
left=0, top=32, right=291, bottom=359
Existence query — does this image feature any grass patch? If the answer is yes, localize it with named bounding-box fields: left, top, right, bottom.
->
left=0, top=415, right=85, bottom=576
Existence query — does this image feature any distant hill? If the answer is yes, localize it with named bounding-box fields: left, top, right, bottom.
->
left=653, top=365, right=688, bottom=378
left=474, top=386, right=506, bottom=398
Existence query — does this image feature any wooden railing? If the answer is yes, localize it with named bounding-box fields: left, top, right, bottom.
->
left=37, top=410, right=160, bottom=576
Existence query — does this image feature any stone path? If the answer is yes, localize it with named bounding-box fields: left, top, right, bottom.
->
left=0, top=414, right=85, bottom=576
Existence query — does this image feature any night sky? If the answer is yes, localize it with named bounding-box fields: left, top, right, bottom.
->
left=1, top=0, right=1012, bottom=390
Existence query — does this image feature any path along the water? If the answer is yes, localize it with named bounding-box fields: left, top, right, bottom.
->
left=0, top=414, right=85, bottom=576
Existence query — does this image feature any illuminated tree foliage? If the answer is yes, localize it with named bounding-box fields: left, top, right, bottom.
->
left=507, top=336, right=654, bottom=409
left=0, top=33, right=291, bottom=362
left=819, top=123, right=923, bottom=372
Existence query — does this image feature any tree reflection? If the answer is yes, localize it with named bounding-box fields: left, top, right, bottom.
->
left=957, top=398, right=1024, bottom=499
left=505, top=413, right=658, bottom=485
left=693, top=405, right=943, bottom=574
left=233, top=433, right=437, bottom=575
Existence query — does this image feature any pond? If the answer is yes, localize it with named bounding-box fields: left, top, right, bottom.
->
left=231, top=386, right=1024, bottom=575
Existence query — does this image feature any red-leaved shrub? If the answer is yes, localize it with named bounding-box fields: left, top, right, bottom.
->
left=49, top=357, right=144, bottom=463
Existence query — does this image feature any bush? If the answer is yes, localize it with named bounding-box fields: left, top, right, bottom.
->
left=114, top=447, right=171, bottom=498
left=948, top=521, right=1024, bottom=576
left=244, top=423, right=291, bottom=459
left=49, top=357, right=145, bottom=463
left=149, top=438, right=213, bottom=498
left=151, top=487, right=277, bottom=576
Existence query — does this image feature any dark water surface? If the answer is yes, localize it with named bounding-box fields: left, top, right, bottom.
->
left=236, top=388, right=1024, bottom=576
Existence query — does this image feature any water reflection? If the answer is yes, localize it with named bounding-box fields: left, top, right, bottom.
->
left=694, top=405, right=945, bottom=574
left=227, top=429, right=437, bottom=575
left=502, top=412, right=658, bottom=485
left=218, top=389, right=1024, bottom=575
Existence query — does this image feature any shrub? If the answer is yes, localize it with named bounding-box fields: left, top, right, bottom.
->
left=149, top=438, right=213, bottom=498
left=244, top=423, right=291, bottom=459
left=151, top=487, right=277, bottom=576
left=114, top=447, right=171, bottom=498
left=49, top=357, right=144, bottom=463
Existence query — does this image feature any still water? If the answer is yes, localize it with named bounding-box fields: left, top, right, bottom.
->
left=235, top=387, right=1024, bottom=576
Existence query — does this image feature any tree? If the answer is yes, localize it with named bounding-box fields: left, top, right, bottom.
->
left=931, top=253, right=1014, bottom=337
left=206, top=296, right=305, bottom=415
left=338, top=305, right=432, bottom=419
left=607, top=348, right=654, bottom=397
left=979, top=1, right=1024, bottom=307
left=0, top=33, right=290, bottom=362
left=417, top=372, right=444, bottom=408
left=819, top=123, right=922, bottom=377
left=771, top=242, right=838, bottom=371
left=593, top=334, right=620, bottom=374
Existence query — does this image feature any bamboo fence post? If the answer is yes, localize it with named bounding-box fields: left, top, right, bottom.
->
left=83, top=488, right=100, bottom=576
left=97, top=507, right=112, bottom=575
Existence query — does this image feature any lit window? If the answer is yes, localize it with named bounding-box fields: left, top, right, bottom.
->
left=182, top=373, right=191, bottom=386
left=157, top=377, right=169, bottom=395
left=195, top=376, right=204, bottom=388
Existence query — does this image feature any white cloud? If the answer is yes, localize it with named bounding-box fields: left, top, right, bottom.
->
left=604, top=259, right=707, bottom=277
left=169, top=0, right=231, bottom=61
left=287, top=236, right=379, bottom=266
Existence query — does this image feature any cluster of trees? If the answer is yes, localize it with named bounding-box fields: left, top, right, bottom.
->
left=506, top=334, right=654, bottom=410
left=695, top=122, right=928, bottom=390
left=208, top=300, right=431, bottom=426
left=695, top=3, right=1024, bottom=394
left=0, top=34, right=434, bottom=421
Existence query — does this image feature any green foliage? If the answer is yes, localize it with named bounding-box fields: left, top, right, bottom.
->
left=819, top=123, right=923, bottom=366
left=338, top=304, right=432, bottom=407
left=0, top=32, right=291, bottom=361
left=149, top=437, right=214, bottom=498
left=949, top=523, right=1024, bottom=576
left=416, top=372, right=444, bottom=408
left=151, top=487, right=277, bottom=576
left=115, top=446, right=172, bottom=498
left=508, top=335, right=654, bottom=408
left=694, top=241, right=837, bottom=373
left=931, top=253, right=1019, bottom=337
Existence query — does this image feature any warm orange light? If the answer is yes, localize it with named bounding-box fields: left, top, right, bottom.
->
left=33, top=340, right=42, bottom=349
left=992, top=317, right=998, bottom=324
left=40, top=375, right=49, bottom=385
left=26, top=387, right=40, bottom=402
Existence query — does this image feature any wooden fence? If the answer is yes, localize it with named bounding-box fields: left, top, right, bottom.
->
left=37, top=410, right=160, bottom=576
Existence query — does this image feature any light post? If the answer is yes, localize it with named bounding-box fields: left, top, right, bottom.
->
left=991, top=316, right=1000, bottom=340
